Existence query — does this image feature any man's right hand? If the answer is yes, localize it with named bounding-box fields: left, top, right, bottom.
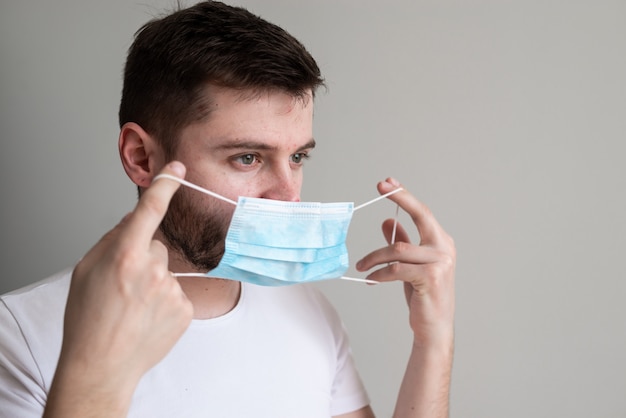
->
left=44, top=161, right=193, bottom=418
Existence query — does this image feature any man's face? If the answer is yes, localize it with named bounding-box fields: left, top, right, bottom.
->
left=160, top=87, right=315, bottom=271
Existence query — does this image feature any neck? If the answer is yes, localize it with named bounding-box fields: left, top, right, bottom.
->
left=177, top=276, right=241, bottom=320
left=159, top=233, right=241, bottom=320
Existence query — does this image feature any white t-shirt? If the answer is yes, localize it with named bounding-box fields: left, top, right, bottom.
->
left=0, top=268, right=370, bottom=417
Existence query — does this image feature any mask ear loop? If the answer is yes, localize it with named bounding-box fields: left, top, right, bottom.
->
left=387, top=204, right=400, bottom=267
left=352, top=187, right=403, bottom=211
left=339, top=187, right=402, bottom=284
left=390, top=204, right=399, bottom=246
left=153, top=173, right=237, bottom=206
left=153, top=174, right=402, bottom=284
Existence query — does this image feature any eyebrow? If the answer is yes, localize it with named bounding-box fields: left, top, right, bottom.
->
left=212, top=138, right=316, bottom=152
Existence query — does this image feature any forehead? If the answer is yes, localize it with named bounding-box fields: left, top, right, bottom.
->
left=186, top=87, right=314, bottom=147
left=173, top=87, right=316, bottom=160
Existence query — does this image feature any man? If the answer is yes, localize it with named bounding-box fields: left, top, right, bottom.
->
left=0, top=2, right=455, bottom=417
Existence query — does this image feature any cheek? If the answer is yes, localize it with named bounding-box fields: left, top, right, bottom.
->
left=295, top=169, right=304, bottom=183
left=211, top=178, right=255, bottom=201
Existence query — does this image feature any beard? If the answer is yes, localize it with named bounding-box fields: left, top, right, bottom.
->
left=159, top=186, right=232, bottom=271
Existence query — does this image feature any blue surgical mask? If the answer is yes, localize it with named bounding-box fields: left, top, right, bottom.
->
left=154, top=174, right=401, bottom=286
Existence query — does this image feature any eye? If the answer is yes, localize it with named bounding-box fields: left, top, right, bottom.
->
left=290, top=152, right=309, bottom=164
left=236, top=154, right=258, bottom=165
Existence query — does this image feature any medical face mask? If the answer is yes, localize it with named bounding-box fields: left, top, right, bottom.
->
left=154, top=174, right=402, bottom=286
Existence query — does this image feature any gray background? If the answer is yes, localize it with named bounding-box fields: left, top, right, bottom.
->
left=1, top=1, right=625, bottom=416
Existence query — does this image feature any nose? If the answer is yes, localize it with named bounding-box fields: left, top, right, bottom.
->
left=260, top=165, right=301, bottom=202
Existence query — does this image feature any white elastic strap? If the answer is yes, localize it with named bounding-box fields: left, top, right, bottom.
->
left=172, top=272, right=206, bottom=278
left=386, top=204, right=400, bottom=270
left=154, top=173, right=401, bottom=210
left=390, top=204, right=399, bottom=245
left=339, top=200, right=401, bottom=285
left=153, top=173, right=237, bottom=206
left=176, top=271, right=377, bottom=284
left=157, top=175, right=401, bottom=285
left=353, top=187, right=403, bottom=211
left=338, top=276, right=379, bottom=284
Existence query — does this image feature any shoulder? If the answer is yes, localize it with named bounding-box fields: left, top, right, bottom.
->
left=1, top=267, right=72, bottom=322
left=0, top=268, right=73, bottom=390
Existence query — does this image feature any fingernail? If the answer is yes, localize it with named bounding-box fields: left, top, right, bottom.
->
left=168, top=161, right=186, bottom=177
left=388, top=177, right=400, bottom=186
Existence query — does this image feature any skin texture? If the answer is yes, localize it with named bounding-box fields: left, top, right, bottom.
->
left=45, top=87, right=455, bottom=417
left=44, top=162, right=193, bottom=418
left=358, top=178, right=455, bottom=417
left=120, top=87, right=315, bottom=319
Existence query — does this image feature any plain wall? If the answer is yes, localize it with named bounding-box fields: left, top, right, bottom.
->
left=1, top=1, right=625, bottom=416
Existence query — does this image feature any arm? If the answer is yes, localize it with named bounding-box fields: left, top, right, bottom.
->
left=44, top=162, right=193, bottom=418
left=356, top=177, right=456, bottom=418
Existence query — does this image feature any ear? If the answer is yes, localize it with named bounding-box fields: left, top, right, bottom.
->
left=118, top=122, right=166, bottom=188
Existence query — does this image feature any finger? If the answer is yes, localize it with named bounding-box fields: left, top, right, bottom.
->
left=378, top=177, right=446, bottom=246
left=121, top=161, right=186, bottom=246
left=356, top=242, right=445, bottom=273
left=381, top=218, right=411, bottom=245
left=147, top=240, right=173, bottom=283
left=149, top=239, right=170, bottom=266
left=364, top=261, right=438, bottom=284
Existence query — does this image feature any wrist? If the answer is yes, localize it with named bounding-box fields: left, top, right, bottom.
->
left=45, top=352, right=141, bottom=418
left=412, top=320, right=455, bottom=350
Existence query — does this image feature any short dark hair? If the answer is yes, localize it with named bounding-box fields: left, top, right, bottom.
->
left=118, top=1, right=324, bottom=156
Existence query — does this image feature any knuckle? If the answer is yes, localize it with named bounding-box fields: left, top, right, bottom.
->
left=392, top=241, right=411, bottom=254
left=423, top=204, right=434, bottom=217
left=112, top=250, right=139, bottom=277
left=388, top=261, right=402, bottom=275
left=414, top=203, right=433, bottom=222
left=441, top=252, right=455, bottom=268
left=423, top=263, right=439, bottom=277
left=425, top=262, right=447, bottom=278
left=446, top=236, right=457, bottom=256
